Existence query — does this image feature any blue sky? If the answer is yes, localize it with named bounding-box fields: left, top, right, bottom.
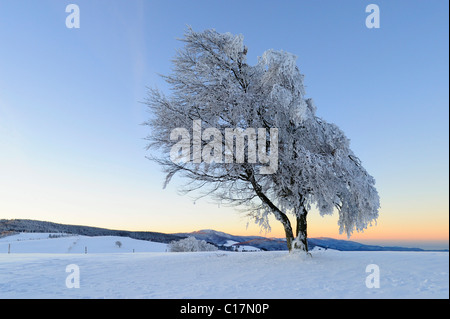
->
left=0, top=0, right=448, bottom=249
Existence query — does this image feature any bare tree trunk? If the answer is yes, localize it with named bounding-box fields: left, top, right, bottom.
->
left=245, top=168, right=309, bottom=253
left=294, top=208, right=308, bottom=252
left=246, top=168, right=294, bottom=251
left=282, top=211, right=308, bottom=253
left=282, top=223, right=294, bottom=252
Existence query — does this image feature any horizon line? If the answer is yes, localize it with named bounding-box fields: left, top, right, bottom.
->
left=1, top=218, right=448, bottom=250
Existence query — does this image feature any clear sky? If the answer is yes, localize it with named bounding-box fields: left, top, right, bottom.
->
left=0, top=0, right=448, bottom=249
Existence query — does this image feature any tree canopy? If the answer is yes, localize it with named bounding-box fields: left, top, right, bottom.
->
left=144, top=27, right=380, bottom=252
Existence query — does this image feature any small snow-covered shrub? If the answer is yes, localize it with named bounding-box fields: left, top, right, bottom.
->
left=168, top=236, right=218, bottom=252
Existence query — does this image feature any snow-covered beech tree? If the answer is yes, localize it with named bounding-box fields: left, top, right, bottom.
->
left=144, top=27, right=380, bottom=253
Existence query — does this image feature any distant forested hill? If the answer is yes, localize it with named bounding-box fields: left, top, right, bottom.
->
left=0, top=219, right=183, bottom=243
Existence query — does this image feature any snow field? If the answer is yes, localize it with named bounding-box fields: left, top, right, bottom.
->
left=0, top=237, right=448, bottom=298
left=0, top=233, right=167, bottom=254
left=222, top=240, right=261, bottom=251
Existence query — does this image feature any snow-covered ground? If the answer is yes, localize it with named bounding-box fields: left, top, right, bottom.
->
left=0, top=232, right=167, bottom=254
left=222, top=240, right=262, bottom=252
left=0, top=233, right=448, bottom=299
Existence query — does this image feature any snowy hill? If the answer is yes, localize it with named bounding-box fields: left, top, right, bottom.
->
left=221, top=240, right=262, bottom=252
left=178, top=229, right=444, bottom=252
left=0, top=232, right=167, bottom=254
left=0, top=219, right=183, bottom=243
left=176, top=229, right=273, bottom=250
